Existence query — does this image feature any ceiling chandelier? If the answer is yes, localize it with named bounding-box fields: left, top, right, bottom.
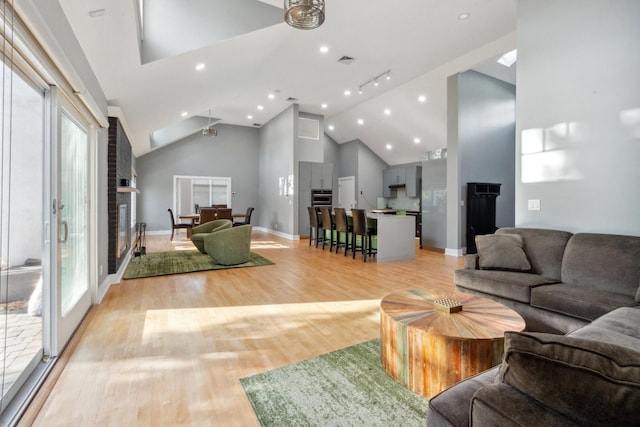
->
left=202, top=109, right=218, bottom=137
left=284, top=0, right=325, bottom=30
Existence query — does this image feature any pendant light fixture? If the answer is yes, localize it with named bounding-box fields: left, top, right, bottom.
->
left=202, top=109, right=217, bottom=137
left=284, top=0, right=325, bottom=30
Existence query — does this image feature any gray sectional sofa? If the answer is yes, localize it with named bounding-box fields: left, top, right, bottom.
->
left=455, top=228, right=640, bottom=334
left=427, top=306, right=640, bottom=426
left=426, top=228, right=640, bottom=426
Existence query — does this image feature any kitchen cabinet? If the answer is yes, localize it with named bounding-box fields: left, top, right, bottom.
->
left=383, top=166, right=423, bottom=197
left=298, top=161, right=333, bottom=237
left=383, top=167, right=406, bottom=197
left=405, top=166, right=421, bottom=197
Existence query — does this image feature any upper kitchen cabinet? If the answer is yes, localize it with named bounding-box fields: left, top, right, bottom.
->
left=383, top=167, right=406, bottom=197
left=405, top=166, right=422, bottom=198
left=308, top=162, right=333, bottom=189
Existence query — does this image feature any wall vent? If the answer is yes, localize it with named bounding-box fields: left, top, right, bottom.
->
left=253, top=123, right=262, bottom=127
left=286, top=97, right=298, bottom=102
left=337, top=55, right=356, bottom=64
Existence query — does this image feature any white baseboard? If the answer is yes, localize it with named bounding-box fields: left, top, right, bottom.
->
left=253, top=226, right=299, bottom=240
left=96, top=249, right=132, bottom=303
left=445, top=248, right=464, bottom=257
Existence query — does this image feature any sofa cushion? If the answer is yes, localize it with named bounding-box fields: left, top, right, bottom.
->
left=427, top=367, right=498, bottom=427
left=568, top=307, right=640, bottom=352
left=497, top=331, right=640, bottom=427
left=531, top=283, right=637, bottom=321
left=455, top=269, right=558, bottom=303
left=561, top=233, right=640, bottom=298
left=476, top=234, right=531, bottom=271
left=471, top=383, right=580, bottom=427
left=496, top=228, right=573, bottom=280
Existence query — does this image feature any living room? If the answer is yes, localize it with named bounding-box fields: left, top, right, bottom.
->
left=0, top=0, right=638, bottom=425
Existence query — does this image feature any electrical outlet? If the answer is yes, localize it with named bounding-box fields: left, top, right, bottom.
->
left=528, top=199, right=541, bottom=211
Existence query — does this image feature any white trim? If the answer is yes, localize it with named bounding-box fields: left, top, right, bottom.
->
left=445, top=248, right=464, bottom=257
left=254, top=227, right=299, bottom=240
left=96, top=249, right=132, bottom=303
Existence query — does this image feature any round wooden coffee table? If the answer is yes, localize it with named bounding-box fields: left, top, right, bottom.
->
left=380, top=289, right=525, bottom=398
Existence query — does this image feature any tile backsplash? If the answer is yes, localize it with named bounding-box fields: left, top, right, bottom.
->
left=379, top=188, right=420, bottom=210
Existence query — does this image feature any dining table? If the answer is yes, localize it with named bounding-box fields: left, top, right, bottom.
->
left=179, top=212, right=247, bottom=225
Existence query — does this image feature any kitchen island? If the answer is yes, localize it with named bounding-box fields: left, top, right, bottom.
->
left=369, top=213, right=416, bottom=263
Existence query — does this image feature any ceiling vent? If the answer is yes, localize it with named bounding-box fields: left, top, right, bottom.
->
left=286, top=97, right=298, bottom=102
left=337, top=55, right=356, bottom=64
left=253, top=123, right=262, bottom=127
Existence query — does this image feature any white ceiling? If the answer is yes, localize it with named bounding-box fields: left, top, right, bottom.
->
left=58, top=0, right=517, bottom=164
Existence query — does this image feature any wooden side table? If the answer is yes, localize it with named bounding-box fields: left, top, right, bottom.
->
left=380, top=289, right=525, bottom=398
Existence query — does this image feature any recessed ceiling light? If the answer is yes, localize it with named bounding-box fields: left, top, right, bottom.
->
left=458, top=12, right=470, bottom=20
left=195, top=63, right=205, bottom=71
left=181, top=112, right=188, bottom=117
left=418, top=95, right=427, bottom=103
left=321, top=103, right=328, bottom=109
left=357, top=119, right=364, bottom=125
left=414, top=137, right=421, bottom=144
left=384, top=108, right=391, bottom=116
left=319, top=45, right=329, bottom=53
left=344, top=90, right=352, bottom=96
left=328, top=125, right=335, bottom=131
left=386, top=144, right=393, bottom=150
left=247, top=114, right=253, bottom=120
left=257, top=105, right=264, bottom=110
left=268, top=93, right=275, bottom=100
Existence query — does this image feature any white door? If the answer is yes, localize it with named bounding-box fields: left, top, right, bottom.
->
left=51, top=92, right=93, bottom=355
left=338, top=176, right=356, bottom=209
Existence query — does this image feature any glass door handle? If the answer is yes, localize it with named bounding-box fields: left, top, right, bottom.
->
left=59, top=220, right=68, bottom=243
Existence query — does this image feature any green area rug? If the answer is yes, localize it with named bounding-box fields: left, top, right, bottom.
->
left=240, top=339, right=429, bottom=426
left=123, top=250, right=274, bottom=279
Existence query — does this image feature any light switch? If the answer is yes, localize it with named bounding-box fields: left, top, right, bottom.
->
left=528, top=199, right=541, bottom=211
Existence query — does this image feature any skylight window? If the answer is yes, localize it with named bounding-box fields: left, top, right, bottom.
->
left=497, top=49, right=517, bottom=67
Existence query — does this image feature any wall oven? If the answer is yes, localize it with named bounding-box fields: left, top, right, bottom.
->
left=311, top=189, right=333, bottom=207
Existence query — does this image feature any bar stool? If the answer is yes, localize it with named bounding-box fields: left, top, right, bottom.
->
left=334, top=207, right=352, bottom=256
left=307, top=206, right=323, bottom=247
left=351, top=209, right=372, bottom=262
left=320, top=207, right=337, bottom=251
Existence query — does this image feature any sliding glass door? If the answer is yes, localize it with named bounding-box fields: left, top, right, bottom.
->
left=52, top=96, right=92, bottom=355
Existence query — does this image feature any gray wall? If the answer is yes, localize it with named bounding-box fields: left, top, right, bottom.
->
left=259, top=105, right=296, bottom=235
left=458, top=70, right=516, bottom=239
left=516, top=0, right=640, bottom=235
left=337, top=139, right=388, bottom=210
left=136, top=123, right=260, bottom=231
left=446, top=70, right=516, bottom=254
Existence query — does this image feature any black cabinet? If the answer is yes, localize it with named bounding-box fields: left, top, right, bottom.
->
left=466, top=182, right=501, bottom=254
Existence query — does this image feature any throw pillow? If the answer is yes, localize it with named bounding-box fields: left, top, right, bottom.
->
left=476, top=234, right=531, bottom=271
left=497, top=332, right=640, bottom=426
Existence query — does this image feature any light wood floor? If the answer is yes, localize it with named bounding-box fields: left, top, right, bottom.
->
left=20, top=230, right=462, bottom=426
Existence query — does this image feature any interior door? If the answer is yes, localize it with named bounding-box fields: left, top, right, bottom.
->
left=52, top=96, right=92, bottom=355
left=338, top=176, right=356, bottom=209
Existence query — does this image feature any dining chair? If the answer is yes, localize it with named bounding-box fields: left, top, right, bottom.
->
left=199, top=207, right=217, bottom=224
left=168, top=208, right=192, bottom=240
left=233, top=207, right=254, bottom=226
left=320, top=207, right=337, bottom=251
left=216, top=208, right=233, bottom=220
left=334, top=207, right=352, bottom=256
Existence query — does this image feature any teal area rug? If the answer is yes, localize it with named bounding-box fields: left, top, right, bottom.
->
left=240, top=339, right=429, bottom=426
left=123, top=250, right=274, bottom=279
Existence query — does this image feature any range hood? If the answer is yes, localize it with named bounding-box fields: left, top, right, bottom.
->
left=388, top=184, right=406, bottom=189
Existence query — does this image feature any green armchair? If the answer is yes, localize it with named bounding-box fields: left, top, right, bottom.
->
left=190, top=219, right=232, bottom=253
left=204, top=225, right=252, bottom=265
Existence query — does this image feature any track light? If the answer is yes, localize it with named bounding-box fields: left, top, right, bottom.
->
left=357, top=70, right=391, bottom=94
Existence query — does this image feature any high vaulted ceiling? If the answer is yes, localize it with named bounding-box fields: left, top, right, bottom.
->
left=58, top=0, right=516, bottom=164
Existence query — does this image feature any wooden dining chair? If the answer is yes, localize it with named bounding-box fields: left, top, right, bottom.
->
left=216, top=208, right=233, bottom=220
left=199, top=207, right=217, bottom=224
left=168, top=208, right=192, bottom=240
